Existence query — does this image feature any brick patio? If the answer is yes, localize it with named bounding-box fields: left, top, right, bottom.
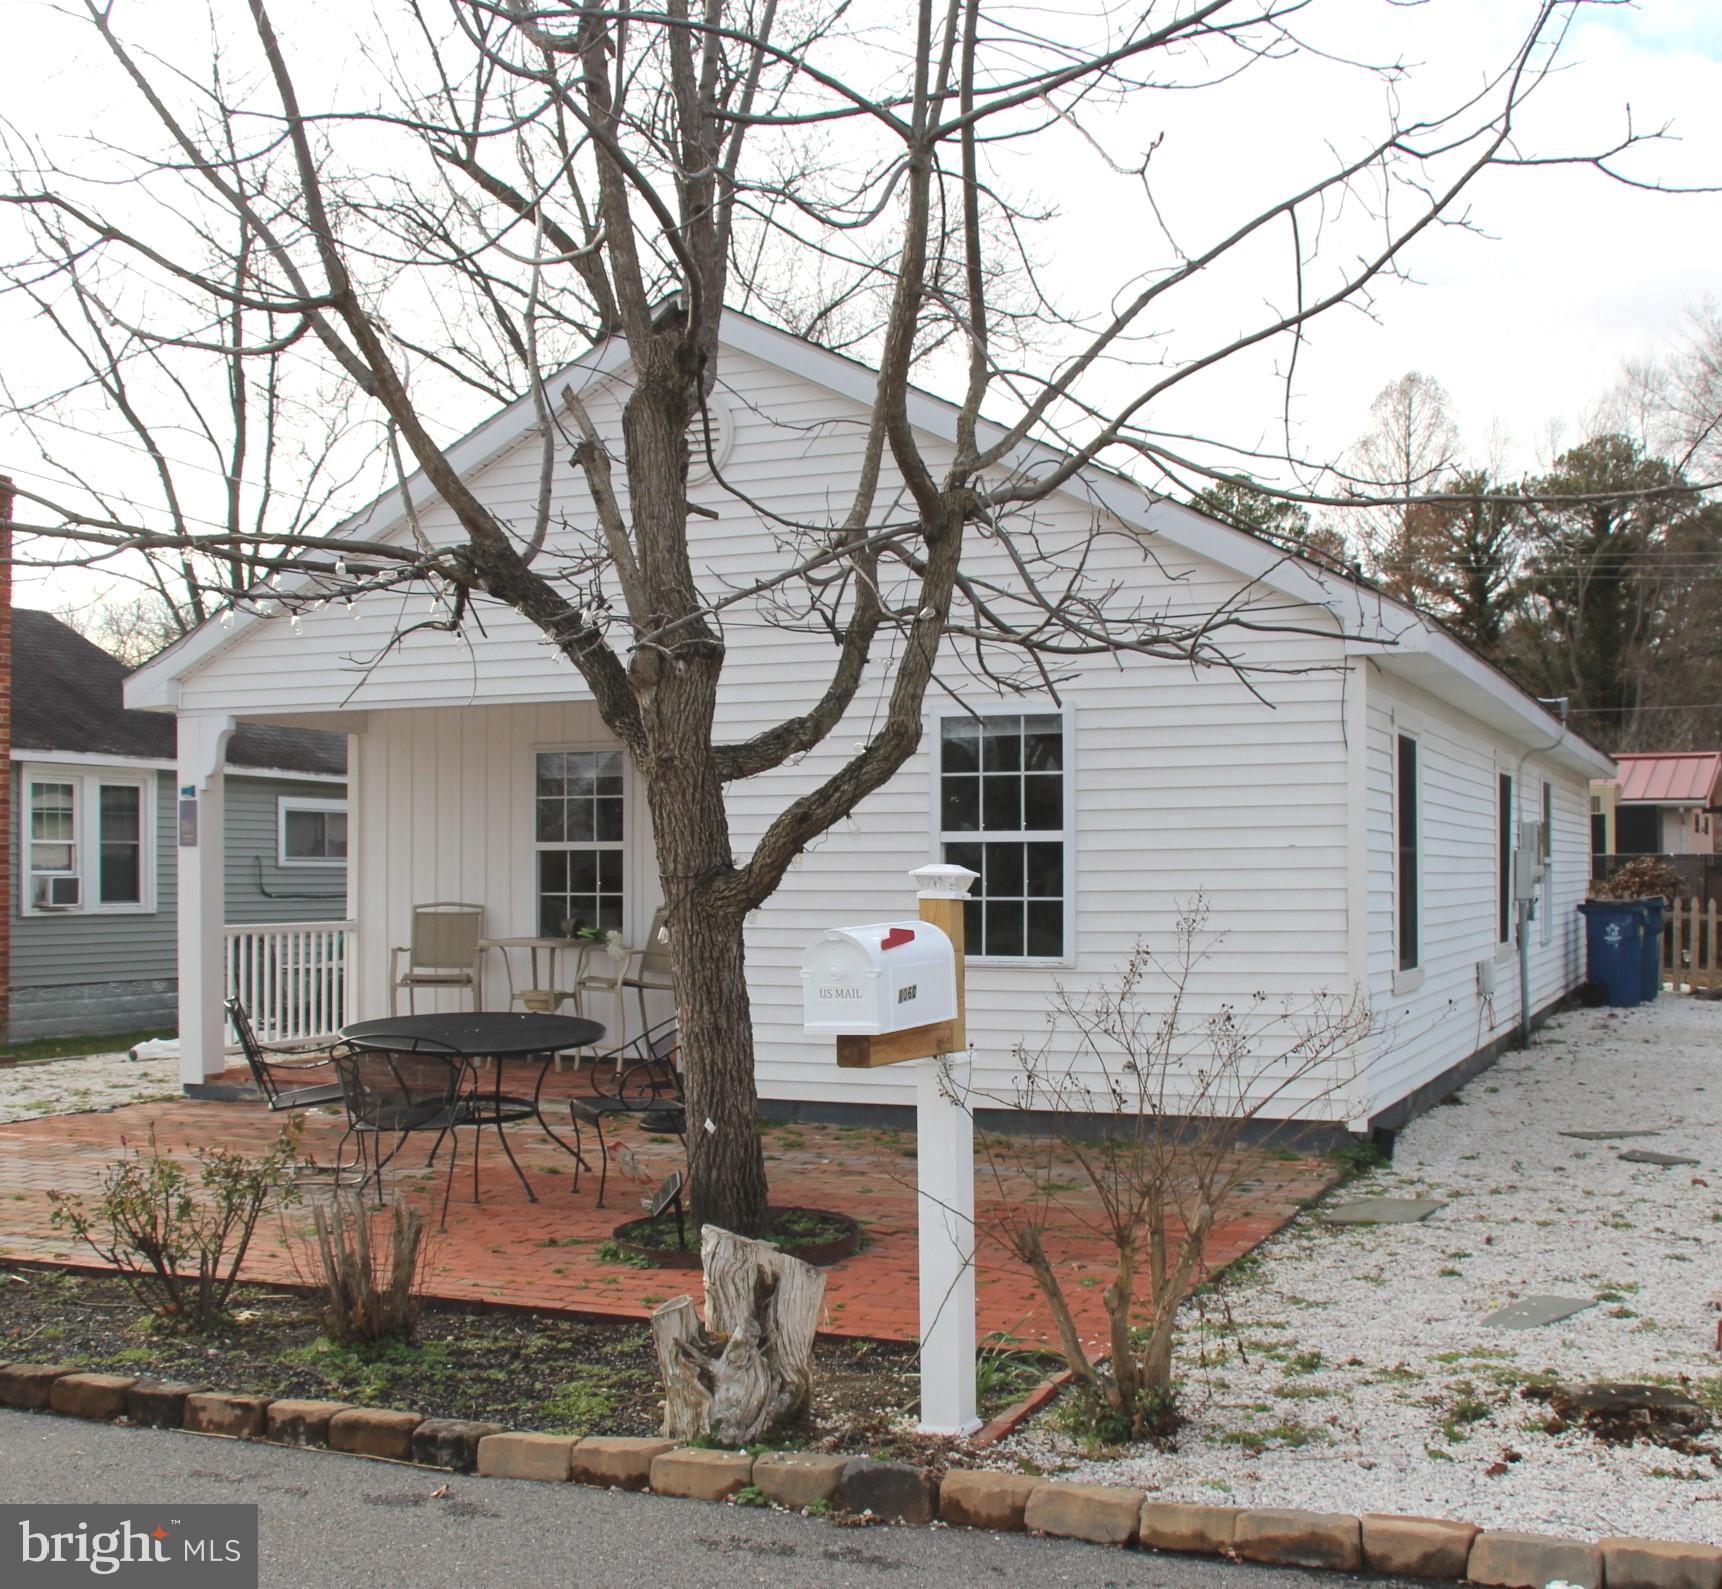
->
left=0, top=1068, right=1334, bottom=1345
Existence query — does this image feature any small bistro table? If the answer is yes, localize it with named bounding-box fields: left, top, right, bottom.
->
left=339, top=1011, right=604, bottom=1202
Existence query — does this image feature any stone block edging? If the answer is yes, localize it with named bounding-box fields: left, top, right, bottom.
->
left=5, top=1358, right=1719, bottom=1587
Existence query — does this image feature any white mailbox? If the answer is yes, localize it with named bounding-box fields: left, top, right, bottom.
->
left=801, top=920, right=957, bottom=1037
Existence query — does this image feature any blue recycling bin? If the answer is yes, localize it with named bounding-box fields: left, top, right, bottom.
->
left=1576, top=901, right=1644, bottom=1008
left=1637, top=897, right=1667, bottom=1003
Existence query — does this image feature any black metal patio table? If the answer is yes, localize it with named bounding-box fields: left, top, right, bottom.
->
left=340, top=1011, right=604, bottom=1203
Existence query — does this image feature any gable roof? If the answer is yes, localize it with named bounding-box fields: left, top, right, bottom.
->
left=1614, top=751, right=1722, bottom=806
left=14, top=608, right=345, bottom=776
left=123, top=308, right=1611, bottom=779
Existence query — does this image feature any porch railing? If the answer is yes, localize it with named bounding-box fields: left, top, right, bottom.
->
left=224, top=920, right=355, bottom=1045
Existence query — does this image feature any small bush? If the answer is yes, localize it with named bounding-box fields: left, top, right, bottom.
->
left=49, top=1123, right=300, bottom=1329
left=301, top=1193, right=433, bottom=1345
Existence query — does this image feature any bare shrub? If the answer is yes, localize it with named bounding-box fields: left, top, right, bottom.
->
left=972, top=899, right=1374, bottom=1441
left=48, top=1123, right=301, bottom=1329
left=298, top=1191, right=434, bottom=1345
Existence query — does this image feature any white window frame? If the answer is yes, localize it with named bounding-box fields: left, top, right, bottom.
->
left=1392, top=729, right=1423, bottom=994
left=277, top=796, right=349, bottom=867
left=930, top=702, right=1076, bottom=968
left=20, top=763, right=157, bottom=916
left=531, top=744, right=630, bottom=940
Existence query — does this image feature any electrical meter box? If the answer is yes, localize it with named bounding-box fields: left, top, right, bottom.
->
left=801, top=921, right=957, bottom=1037
left=1514, top=820, right=1547, bottom=901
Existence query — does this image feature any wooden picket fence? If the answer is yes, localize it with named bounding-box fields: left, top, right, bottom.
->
left=1662, top=898, right=1722, bottom=992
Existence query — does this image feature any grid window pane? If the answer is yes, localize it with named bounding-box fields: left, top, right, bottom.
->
left=940, top=719, right=979, bottom=773
left=938, top=714, right=1066, bottom=959
left=536, top=750, right=626, bottom=942
left=941, top=777, right=979, bottom=832
left=31, top=784, right=75, bottom=849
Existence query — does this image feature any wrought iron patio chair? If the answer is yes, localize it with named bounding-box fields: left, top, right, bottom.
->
left=226, top=996, right=343, bottom=1112
left=567, top=1019, right=684, bottom=1206
left=328, top=1041, right=469, bottom=1227
left=389, top=902, right=486, bottom=1015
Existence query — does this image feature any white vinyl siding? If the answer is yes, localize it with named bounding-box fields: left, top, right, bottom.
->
left=1361, top=668, right=1590, bottom=1120
left=157, top=331, right=1597, bottom=1128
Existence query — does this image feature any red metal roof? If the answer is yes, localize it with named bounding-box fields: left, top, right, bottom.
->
left=1614, top=751, right=1722, bottom=806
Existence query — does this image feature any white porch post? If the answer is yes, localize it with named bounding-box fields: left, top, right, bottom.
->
left=177, top=715, right=233, bottom=1086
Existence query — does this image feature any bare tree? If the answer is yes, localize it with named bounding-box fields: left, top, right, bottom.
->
left=52, top=592, right=186, bottom=666
left=972, top=900, right=1372, bottom=1439
left=1340, top=372, right=1463, bottom=607
left=0, top=1, right=1683, bottom=1232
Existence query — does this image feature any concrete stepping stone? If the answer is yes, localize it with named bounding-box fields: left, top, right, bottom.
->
left=1558, top=1129, right=1664, bottom=1141
left=1617, top=1149, right=1699, bottom=1167
left=1481, top=1295, right=1595, bottom=1330
left=1323, top=1197, right=1444, bottom=1225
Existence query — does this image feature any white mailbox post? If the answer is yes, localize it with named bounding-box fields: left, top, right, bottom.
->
left=800, top=864, right=980, bottom=1435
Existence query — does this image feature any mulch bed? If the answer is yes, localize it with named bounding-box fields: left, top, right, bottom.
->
left=0, top=1266, right=1050, bottom=1465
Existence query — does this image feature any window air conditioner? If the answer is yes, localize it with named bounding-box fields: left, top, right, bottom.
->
left=42, top=875, right=82, bottom=909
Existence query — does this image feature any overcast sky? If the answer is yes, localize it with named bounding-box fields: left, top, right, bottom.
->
left=3, top=0, right=1719, bottom=612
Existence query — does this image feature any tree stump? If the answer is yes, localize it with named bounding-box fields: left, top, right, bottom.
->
left=650, top=1224, right=826, bottom=1446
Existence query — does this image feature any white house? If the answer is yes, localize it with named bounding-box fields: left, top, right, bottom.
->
left=125, top=312, right=1613, bottom=1137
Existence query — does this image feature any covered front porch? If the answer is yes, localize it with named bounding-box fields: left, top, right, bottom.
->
left=176, top=700, right=664, bottom=1087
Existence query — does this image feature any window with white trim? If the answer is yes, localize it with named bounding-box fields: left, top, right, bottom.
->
left=1396, top=733, right=1420, bottom=973
left=938, top=711, right=1069, bottom=960
left=535, top=749, right=625, bottom=937
left=278, top=797, right=348, bottom=866
left=23, top=767, right=154, bottom=913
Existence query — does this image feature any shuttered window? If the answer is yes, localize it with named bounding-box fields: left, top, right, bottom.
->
left=1397, top=734, right=1419, bottom=972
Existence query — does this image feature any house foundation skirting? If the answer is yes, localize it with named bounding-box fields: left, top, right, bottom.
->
left=7, top=978, right=177, bottom=1043
left=1363, top=987, right=1571, bottom=1146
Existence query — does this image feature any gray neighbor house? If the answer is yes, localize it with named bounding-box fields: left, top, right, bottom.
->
left=8, top=609, right=347, bottom=1042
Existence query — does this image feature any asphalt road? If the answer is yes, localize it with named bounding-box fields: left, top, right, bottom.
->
left=0, top=1409, right=1413, bottom=1589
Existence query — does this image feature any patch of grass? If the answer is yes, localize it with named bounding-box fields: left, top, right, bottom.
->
left=538, top=1365, right=623, bottom=1434
left=594, top=1239, right=654, bottom=1269
left=729, top=1484, right=771, bottom=1508
left=1283, top=1349, right=1324, bottom=1376
left=4, top=1027, right=175, bottom=1065
left=1439, top=1381, right=1493, bottom=1443
left=1214, top=1420, right=1326, bottom=1454
left=1438, top=1267, right=1462, bottom=1279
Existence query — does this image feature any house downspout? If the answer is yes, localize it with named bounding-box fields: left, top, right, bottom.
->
left=1516, top=697, right=1569, bottom=1050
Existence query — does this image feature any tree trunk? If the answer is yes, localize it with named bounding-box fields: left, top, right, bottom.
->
left=650, top=1224, right=825, bottom=1446
left=667, top=891, right=769, bottom=1234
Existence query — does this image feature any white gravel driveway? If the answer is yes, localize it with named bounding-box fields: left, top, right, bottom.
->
left=0, top=1050, right=183, bottom=1123
left=1002, top=993, right=1722, bottom=1543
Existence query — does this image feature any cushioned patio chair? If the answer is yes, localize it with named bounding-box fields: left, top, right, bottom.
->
left=620, top=907, right=675, bottom=1038
left=226, top=996, right=343, bottom=1112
